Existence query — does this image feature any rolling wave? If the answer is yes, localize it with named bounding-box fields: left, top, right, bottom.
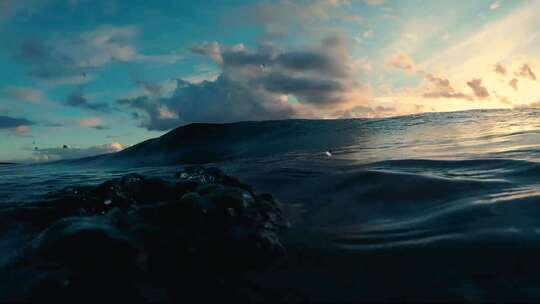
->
left=4, top=109, right=540, bottom=300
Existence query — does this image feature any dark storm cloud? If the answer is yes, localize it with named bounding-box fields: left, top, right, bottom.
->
left=120, top=36, right=360, bottom=131
left=64, top=88, right=110, bottom=112
left=0, top=115, right=34, bottom=129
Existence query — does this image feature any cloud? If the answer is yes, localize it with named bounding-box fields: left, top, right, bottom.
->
left=334, top=104, right=396, bottom=118
left=494, top=63, right=507, bottom=76
left=2, top=86, right=43, bottom=103
left=514, top=100, right=540, bottom=109
left=14, top=125, right=30, bottom=134
left=189, top=41, right=223, bottom=65
left=0, top=115, right=34, bottom=129
left=422, top=74, right=472, bottom=101
left=509, top=78, right=518, bottom=90
left=32, top=142, right=124, bottom=161
left=117, top=77, right=296, bottom=131
left=419, top=2, right=540, bottom=83
left=466, top=78, right=490, bottom=99
left=386, top=51, right=416, bottom=74
left=134, top=80, right=162, bottom=96
left=119, top=36, right=365, bottom=130
left=490, top=1, right=501, bottom=11
left=16, top=25, right=181, bottom=85
left=65, top=87, right=110, bottom=111
left=91, top=125, right=110, bottom=131
left=514, top=64, right=537, bottom=81
left=77, top=117, right=108, bottom=129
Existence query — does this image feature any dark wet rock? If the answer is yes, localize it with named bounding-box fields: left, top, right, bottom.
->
left=3, top=166, right=289, bottom=302
left=28, top=217, right=140, bottom=273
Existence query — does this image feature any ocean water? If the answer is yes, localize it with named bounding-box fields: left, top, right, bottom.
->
left=3, top=108, right=540, bottom=300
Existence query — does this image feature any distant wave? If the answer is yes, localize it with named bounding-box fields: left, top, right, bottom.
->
left=5, top=109, right=540, bottom=300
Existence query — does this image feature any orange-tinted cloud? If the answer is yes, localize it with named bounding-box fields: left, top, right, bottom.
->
left=494, top=63, right=507, bottom=76
left=514, top=100, right=540, bottom=109
left=466, top=78, right=490, bottom=99
left=422, top=74, right=472, bottom=101
left=509, top=78, right=518, bottom=90
left=514, top=64, right=537, bottom=81
left=386, top=52, right=415, bottom=74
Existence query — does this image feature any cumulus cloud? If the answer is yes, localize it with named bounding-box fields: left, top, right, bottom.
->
left=118, top=36, right=364, bottom=131
left=466, top=78, right=490, bottom=99
left=494, top=63, right=507, bottom=76
left=118, top=77, right=296, bottom=131
left=2, top=86, right=43, bottom=103
left=32, top=142, right=124, bottom=161
left=386, top=51, right=416, bottom=74
left=514, top=64, right=537, bottom=81
left=422, top=74, right=472, bottom=101
left=64, top=87, right=110, bottom=111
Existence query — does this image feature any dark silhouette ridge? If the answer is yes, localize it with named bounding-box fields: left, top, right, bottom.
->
left=64, top=119, right=366, bottom=167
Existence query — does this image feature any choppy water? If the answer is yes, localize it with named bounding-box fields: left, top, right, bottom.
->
left=4, top=108, right=540, bottom=300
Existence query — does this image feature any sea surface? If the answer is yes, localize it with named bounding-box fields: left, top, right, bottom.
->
left=3, top=108, right=540, bottom=301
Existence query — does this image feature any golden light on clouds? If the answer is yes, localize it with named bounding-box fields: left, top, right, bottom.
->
left=369, top=1, right=540, bottom=116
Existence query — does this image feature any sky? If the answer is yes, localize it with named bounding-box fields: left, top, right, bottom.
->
left=1, top=0, right=539, bottom=162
